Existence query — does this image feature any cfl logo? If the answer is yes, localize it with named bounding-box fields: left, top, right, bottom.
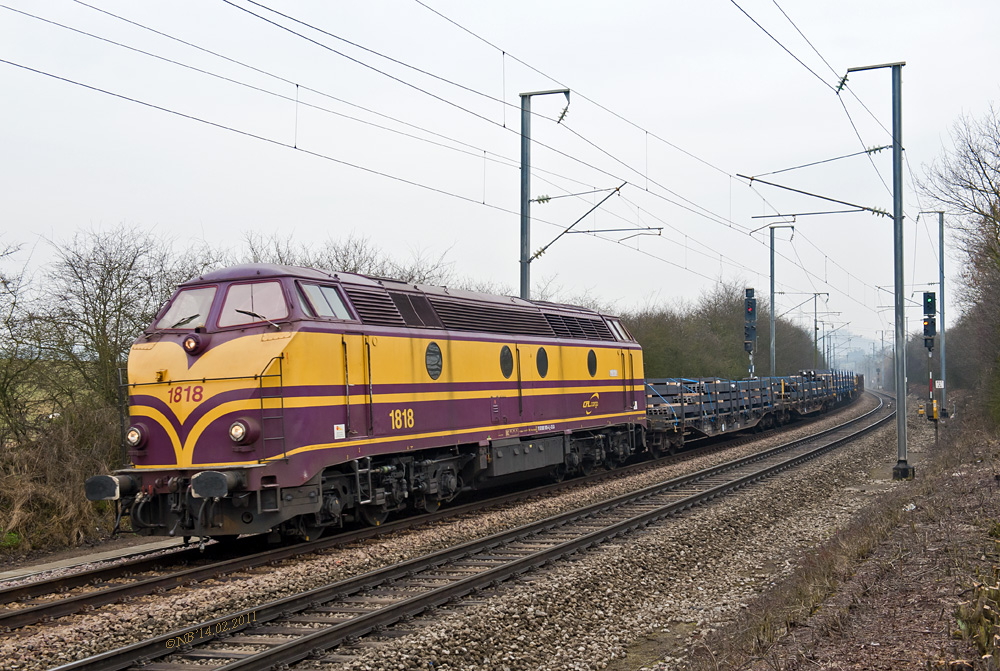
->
left=582, top=393, right=600, bottom=415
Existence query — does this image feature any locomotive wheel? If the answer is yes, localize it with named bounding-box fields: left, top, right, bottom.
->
left=579, top=459, right=595, bottom=476
left=358, top=504, right=390, bottom=527
left=418, top=497, right=441, bottom=514
left=550, top=464, right=567, bottom=483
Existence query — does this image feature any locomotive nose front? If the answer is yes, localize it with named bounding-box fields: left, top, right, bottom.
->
left=102, top=270, right=304, bottom=536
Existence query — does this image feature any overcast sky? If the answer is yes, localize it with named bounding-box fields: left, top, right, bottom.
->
left=2, top=0, right=998, bottom=357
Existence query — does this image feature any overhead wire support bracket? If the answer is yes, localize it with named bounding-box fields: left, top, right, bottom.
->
left=751, top=209, right=864, bottom=219
left=735, top=174, right=890, bottom=218
left=751, top=146, right=893, bottom=178
left=530, top=182, right=626, bottom=261
left=567, top=227, right=662, bottom=234
left=531, top=187, right=616, bottom=204
left=565, top=226, right=664, bottom=243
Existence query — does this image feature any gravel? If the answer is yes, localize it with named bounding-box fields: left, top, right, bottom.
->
left=0, top=397, right=879, bottom=671
left=299, top=398, right=899, bottom=671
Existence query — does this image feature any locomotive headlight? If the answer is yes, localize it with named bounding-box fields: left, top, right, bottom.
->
left=181, top=333, right=209, bottom=355
left=229, top=421, right=246, bottom=443
left=227, top=418, right=259, bottom=447
left=125, top=424, right=147, bottom=448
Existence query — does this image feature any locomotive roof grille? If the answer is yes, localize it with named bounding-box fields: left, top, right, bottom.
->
left=544, top=313, right=616, bottom=341
left=428, top=297, right=556, bottom=337
left=342, top=286, right=406, bottom=327
left=340, top=278, right=618, bottom=341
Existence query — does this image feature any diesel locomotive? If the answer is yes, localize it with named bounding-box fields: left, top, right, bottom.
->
left=86, top=264, right=647, bottom=540
left=86, top=263, right=861, bottom=542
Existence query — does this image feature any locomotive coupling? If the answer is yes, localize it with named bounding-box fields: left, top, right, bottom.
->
left=190, top=470, right=247, bottom=499
left=85, top=474, right=138, bottom=501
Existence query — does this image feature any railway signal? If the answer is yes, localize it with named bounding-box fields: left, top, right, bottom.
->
left=922, top=307, right=939, bottom=430
left=744, top=288, right=757, bottom=353
left=744, top=324, right=756, bottom=352
left=744, top=288, right=756, bottom=375
left=745, top=294, right=757, bottom=322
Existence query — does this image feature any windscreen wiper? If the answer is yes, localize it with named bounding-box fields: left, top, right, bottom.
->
left=170, top=314, right=200, bottom=329
left=145, top=313, right=200, bottom=339
left=235, top=309, right=281, bottom=330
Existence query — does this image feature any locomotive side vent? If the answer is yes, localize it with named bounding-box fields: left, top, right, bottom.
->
left=389, top=292, right=422, bottom=326
left=387, top=292, right=445, bottom=329
left=409, top=294, right=443, bottom=328
left=342, top=286, right=406, bottom=327
left=428, top=297, right=556, bottom=337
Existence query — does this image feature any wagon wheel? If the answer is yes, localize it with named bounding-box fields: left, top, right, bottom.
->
left=648, top=442, right=663, bottom=460
left=291, top=515, right=327, bottom=542
left=550, top=464, right=567, bottom=483
left=358, top=504, right=390, bottom=527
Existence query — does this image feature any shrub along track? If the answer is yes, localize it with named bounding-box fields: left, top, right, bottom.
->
left=0, top=403, right=853, bottom=632
left=52, top=393, right=890, bottom=671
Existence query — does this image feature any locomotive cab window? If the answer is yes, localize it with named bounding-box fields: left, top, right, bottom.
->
left=155, top=286, right=216, bottom=330
left=607, top=319, right=631, bottom=342
left=299, top=283, right=352, bottom=320
left=218, top=281, right=288, bottom=328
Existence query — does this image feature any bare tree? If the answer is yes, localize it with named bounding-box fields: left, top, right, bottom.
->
left=922, top=106, right=1000, bottom=311
left=40, top=226, right=219, bottom=406
left=239, top=231, right=454, bottom=285
left=923, top=106, right=1000, bottom=227
left=0, top=243, right=42, bottom=446
left=242, top=231, right=307, bottom=266
left=922, top=106, right=1000, bottom=420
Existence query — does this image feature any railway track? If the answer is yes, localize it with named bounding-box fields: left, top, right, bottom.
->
left=56, top=391, right=891, bottom=671
left=0, top=402, right=848, bottom=631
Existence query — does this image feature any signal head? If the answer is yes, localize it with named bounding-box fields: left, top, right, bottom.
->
left=923, top=291, right=936, bottom=316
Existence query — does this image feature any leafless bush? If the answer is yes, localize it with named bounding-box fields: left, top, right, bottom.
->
left=0, top=402, right=120, bottom=552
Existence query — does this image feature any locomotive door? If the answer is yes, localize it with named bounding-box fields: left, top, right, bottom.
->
left=341, top=334, right=371, bottom=439
left=618, top=349, right=628, bottom=409
left=617, top=348, right=637, bottom=410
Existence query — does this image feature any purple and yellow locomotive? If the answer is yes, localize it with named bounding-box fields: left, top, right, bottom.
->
left=86, top=264, right=646, bottom=540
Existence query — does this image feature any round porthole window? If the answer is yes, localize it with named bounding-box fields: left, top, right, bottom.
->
left=536, top=347, right=548, bottom=378
left=587, top=349, right=597, bottom=377
left=425, top=342, right=443, bottom=380
left=500, top=345, right=514, bottom=379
